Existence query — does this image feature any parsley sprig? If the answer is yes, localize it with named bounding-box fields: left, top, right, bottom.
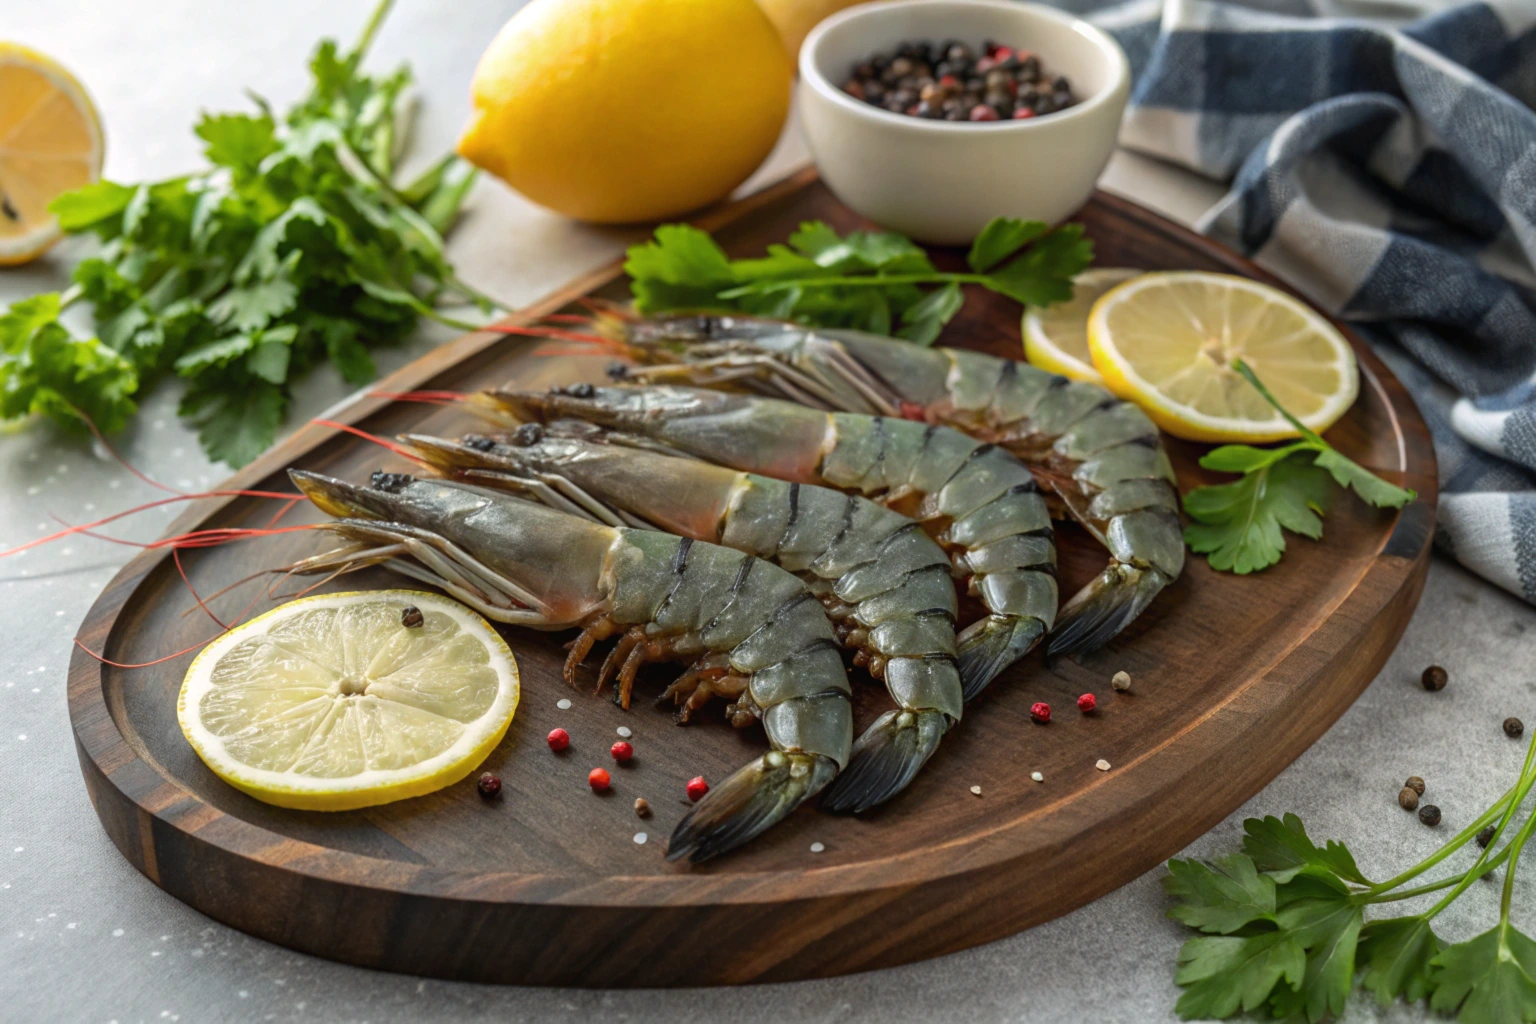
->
left=1182, top=361, right=1416, bottom=574
left=625, top=216, right=1093, bottom=345
left=0, top=0, right=506, bottom=466
left=1166, top=732, right=1536, bottom=1022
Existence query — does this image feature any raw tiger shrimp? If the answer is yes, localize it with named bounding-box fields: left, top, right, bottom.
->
left=573, top=311, right=1184, bottom=654
left=400, top=425, right=963, bottom=813
left=477, top=385, right=1058, bottom=699
left=287, top=469, right=852, bottom=863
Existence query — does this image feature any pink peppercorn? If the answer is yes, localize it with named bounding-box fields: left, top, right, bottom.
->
left=1013, top=108, right=1037, bottom=120
left=686, top=776, right=709, bottom=802
left=588, top=767, right=611, bottom=791
left=1077, top=693, right=1097, bottom=713
left=546, top=727, right=569, bottom=752
left=1030, top=702, right=1051, bottom=724
left=611, top=740, right=634, bottom=763
left=969, top=104, right=1001, bottom=122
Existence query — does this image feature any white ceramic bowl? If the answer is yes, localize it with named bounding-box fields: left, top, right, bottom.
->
left=799, top=0, right=1130, bottom=244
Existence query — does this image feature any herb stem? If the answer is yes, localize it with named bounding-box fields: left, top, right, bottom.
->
left=1501, top=791, right=1536, bottom=922
left=1362, top=785, right=1518, bottom=897
left=59, top=284, right=83, bottom=310
left=445, top=274, right=514, bottom=315
left=352, top=0, right=397, bottom=60
left=1422, top=730, right=1536, bottom=920
left=1365, top=842, right=1515, bottom=903
left=719, top=273, right=990, bottom=298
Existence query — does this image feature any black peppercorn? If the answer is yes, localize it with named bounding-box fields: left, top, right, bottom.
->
left=1421, top=665, right=1448, bottom=691
left=1505, top=717, right=1524, bottom=738
left=477, top=772, right=502, bottom=798
left=1418, top=804, right=1441, bottom=827
left=400, top=605, right=424, bottom=629
left=1477, top=824, right=1497, bottom=848
left=842, top=41, right=1078, bottom=122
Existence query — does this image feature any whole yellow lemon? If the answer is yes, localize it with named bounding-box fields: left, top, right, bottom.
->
left=459, top=0, right=792, bottom=224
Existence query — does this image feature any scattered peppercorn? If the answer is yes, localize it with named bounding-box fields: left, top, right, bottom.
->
left=841, top=39, right=1078, bottom=123
left=611, top=740, right=634, bottom=763
left=477, top=772, right=501, bottom=798
left=1419, top=804, right=1441, bottom=827
left=546, top=727, right=570, bottom=752
left=1421, top=665, right=1448, bottom=691
left=1477, top=824, right=1497, bottom=848
left=1405, top=776, right=1425, bottom=796
left=588, top=767, right=611, bottom=792
left=1111, top=670, right=1131, bottom=693
left=1398, top=787, right=1419, bottom=812
left=686, top=776, right=709, bottom=802
left=1030, top=701, right=1051, bottom=724
left=634, top=797, right=651, bottom=818
left=1505, top=717, right=1524, bottom=738
left=1077, top=693, right=1097, bottom=713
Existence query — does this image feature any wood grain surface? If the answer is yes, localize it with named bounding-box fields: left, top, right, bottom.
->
left=68, top=168, right=1437, bottom=986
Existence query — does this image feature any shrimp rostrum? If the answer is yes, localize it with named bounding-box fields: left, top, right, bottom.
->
left=400, top=425, right=964, bottom=813
left=478, top=385, right=1058, bottom=700
left=287, top=469, right=853, bottom=863
left=587, top=312, right=1185, bottom=654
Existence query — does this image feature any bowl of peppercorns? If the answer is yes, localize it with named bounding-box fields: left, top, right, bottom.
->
left=799, top=0, right=1130, bottom=244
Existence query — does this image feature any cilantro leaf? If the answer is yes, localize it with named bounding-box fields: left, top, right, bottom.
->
left=195, top=112, right=279, bottom=170
left=895, top=281, right=963, bottom=346
left=1242, top=814, right=1371, bottom=886
left=1184, top=453, right=1334, bottom=574
left=1313, top=447, right=1416, bottom=509
left=1268, top=897, right=1363, bottom=1023
left=1429, top=923, right=1536, bottom=1023
left=49, top=181, right=136, bottom=234
left=1359, top=915, right=1444, bottom=1005
left=1174, top=931, right=1306, bottom=1020
left=1164, top=853, right=1277, bottom=934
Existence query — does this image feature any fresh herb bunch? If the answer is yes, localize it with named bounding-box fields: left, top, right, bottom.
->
left=1181, top=362, right=1415, bottom=574
left=0, top=0, right=501, bottom=466
left=624, top=216, right=1093, bottom=345
left=1166, top=731, right=1536, bottom=1022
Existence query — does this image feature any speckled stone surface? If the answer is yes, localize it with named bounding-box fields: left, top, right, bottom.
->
left=4, top=3, right=1530, bottom=1022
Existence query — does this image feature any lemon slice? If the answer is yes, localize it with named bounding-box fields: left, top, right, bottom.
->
left=1087, top=271, right=1359, bottom=443
left=179, top=591, right=519, bottom=811
left=0, top=43, right=103, bottom=266
left=1023, top=268, right=1142, bottom=383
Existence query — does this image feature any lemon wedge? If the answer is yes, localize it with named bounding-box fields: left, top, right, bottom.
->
left=1086, top=271, right=1359, bottom=443
left=0, top=43, right=103, bottom=266
left=179, top=591, right=519, bottom=811
left=1023, top=267, right=1142, bottom=383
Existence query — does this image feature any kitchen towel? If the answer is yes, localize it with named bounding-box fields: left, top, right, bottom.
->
left=1076, top=0, right=1536, bottom=601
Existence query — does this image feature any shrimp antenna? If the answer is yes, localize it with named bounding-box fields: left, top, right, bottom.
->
left=309, top=419, right=432, bottom=467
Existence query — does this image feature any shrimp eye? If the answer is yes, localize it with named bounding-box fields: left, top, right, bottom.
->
left=370, top=471, right=414, bottom=493
left=510, top=424, right=545, bottom=447
left=606, top=362, right=630, bottom=380
left=569, top=382, right=596, bottom=398
left=464, top=434, right=498, bottom=452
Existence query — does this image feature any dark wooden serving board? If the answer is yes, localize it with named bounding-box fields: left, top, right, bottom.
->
left=69, top=168, right=1437, bottom=987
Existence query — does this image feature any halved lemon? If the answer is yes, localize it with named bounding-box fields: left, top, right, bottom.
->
left=1086, top=271, right=1359, bottom=443
left=0, top=44, right=103, bottom=265
left=1023, top=267, right=1142, bottom=383
left=179, top=591, right=519, bottom=811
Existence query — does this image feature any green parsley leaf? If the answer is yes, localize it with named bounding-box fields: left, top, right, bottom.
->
left=1359, top=915, right=1444, bottom=1005
left=966, top=217, right=1048, bottom=273
left=49, top=181, right=136, bottom=234
left=1242, top=813, right=1371, bottom=886
left=0, top=293, right=138, bottom=434
left=1268, top=897, right=1363, bottom=1023
left=179, top=377, right=286, bottom=468
left=1164, top=853, right=1277, bottom=934
left=195, top=112, right=279, bottom=171
left=1174, top=931, right=1307, bottom=1020
left=1429, top=922, right=1536, bottom=1023
left=625, top=216, right=1092, bottom=344
left=1184, top=453, right=1334, bottom=574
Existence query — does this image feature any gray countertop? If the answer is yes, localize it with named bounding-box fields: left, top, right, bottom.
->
left=4, top=3, right=1531, bottom=1021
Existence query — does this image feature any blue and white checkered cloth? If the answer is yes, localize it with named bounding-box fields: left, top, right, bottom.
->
left=1071, top=0, right=1536, bottom=601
